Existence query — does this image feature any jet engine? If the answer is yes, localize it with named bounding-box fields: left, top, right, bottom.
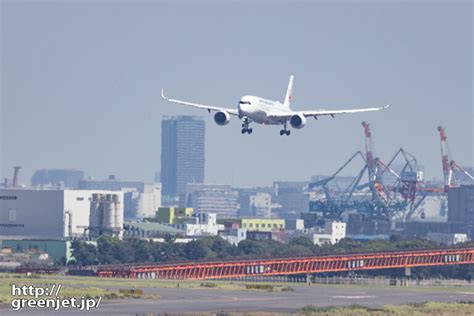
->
left=214, top=111, right=231, bottom=125
left=289, top=114, right=307, bottom=129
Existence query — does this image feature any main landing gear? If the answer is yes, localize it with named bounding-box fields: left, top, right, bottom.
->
left=280, top=122, right=291, bottom=136
left=241, top=117, right=253, bottom=134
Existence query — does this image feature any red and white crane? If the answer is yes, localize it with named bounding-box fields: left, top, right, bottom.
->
left=438, top=126, right=453, bottom=190
left=437, top=126, right=474, bottom=191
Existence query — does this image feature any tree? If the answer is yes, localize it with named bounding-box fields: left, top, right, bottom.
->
left=285, top=244, right=314, bottom=257
left=97, top=236, right=118, bottom=264
left=289, top=236, right=314, bottom=248
left=71, top=240, right=98, bottom=265
left=238, top=240, right=267, bottom=257
left=208, top=236, right=238, bottom=258
left=130, top=239, right=154, bottom=263
left=184, top=240, right=215, bottom=260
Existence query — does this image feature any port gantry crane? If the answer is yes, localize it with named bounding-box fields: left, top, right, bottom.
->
left=309, top=122, right=435, bottom=222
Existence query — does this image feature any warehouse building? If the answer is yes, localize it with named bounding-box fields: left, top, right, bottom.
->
left=448, top=185, right=474, bottom=224
left=0, top=239, right=74, bottom=263
left=0, top=189, right=124, bottom=239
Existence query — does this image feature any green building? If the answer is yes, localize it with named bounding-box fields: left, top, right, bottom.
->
left=0, top=239, right=80, bottom=263
left=155, top=207, right=193, bottom=224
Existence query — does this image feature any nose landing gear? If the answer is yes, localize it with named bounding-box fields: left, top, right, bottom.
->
left=241, top=117, right=253, bottom=134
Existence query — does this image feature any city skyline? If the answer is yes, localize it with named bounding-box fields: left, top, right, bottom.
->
left=1, top=1, right=472, bottom=187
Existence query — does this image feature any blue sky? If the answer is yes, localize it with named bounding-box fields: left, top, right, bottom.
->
left=1, top=1, right=472, bottom=187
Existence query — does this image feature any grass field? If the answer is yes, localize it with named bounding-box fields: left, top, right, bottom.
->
left=0, top=274, right=119, bottom=304
left=0, top=273, right=295, bottom=304
left=1, top=273, right=473, bottom=315
left=298, top=301, right=474, bottom=315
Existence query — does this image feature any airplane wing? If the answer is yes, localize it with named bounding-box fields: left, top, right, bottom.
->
left=267, top=104, right=391, bottom=120
left=161, top=89, right=239, bottom=116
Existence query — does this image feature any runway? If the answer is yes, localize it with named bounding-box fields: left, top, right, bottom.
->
left=2, top=284, right=473, bottom=315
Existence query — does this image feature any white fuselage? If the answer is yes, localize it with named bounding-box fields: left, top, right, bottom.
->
left=238, top=95, right=292, bottom=125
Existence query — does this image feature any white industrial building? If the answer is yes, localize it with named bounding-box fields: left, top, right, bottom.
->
left=172, top=213, right=224, bottom=236
left=287, top=221, right=346, bottom=246
left=426, top=232, right=468, bottom=245
left=78, top=178, right=161, bottom=220
left=218, top=228, right=247, bottom=246
left=0, top=189, right=124, bottom=239
left=312, top=221, right=346, bottom=245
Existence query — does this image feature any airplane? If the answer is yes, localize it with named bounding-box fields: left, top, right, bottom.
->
left=161, top=76, right=391, bottom=136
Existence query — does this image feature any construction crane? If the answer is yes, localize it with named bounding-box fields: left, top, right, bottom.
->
left=11, top=166, right=21, bottom=188
left=450, top=160, right=474, bottom=181
left=361, top=121, right=385, bottom=208
left=437, top=126, right=474, bottom=190
left=438, top=126, right=453, bottom=190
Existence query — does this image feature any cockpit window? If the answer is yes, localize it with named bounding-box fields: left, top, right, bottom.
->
left=239, top=101, right=251, bottom=105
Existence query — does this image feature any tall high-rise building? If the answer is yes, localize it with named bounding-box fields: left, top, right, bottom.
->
left=273, top=181, right=309, bottom=219
left=161, top=116, right=205, bottom=199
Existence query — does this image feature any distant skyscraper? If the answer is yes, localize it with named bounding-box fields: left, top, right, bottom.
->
left=237, top=188, right=275, bottom=218
left=181, top=183, right=239, bottom=219
left=161, top=116, right=205, bottom=199
left=273, top=181, right=309, bottom=219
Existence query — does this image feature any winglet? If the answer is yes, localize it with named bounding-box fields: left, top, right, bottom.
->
left=161, top=88, right=167, bottom=100
left=383, top=103, right=392, bottom=110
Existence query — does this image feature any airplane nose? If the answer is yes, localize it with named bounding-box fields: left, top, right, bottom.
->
left=238, top=102, right=246, bottom=113
left=238, top=101, right=252, bottom=115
